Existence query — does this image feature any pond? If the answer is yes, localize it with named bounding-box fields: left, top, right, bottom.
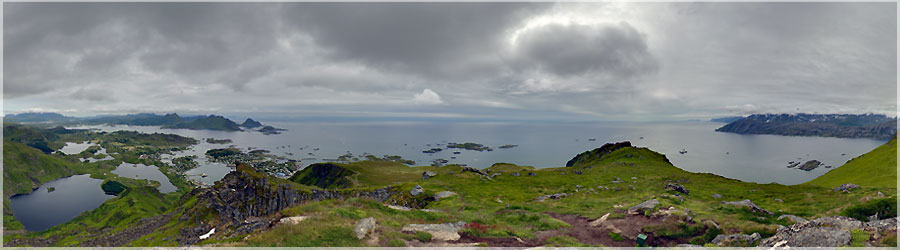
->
left=9, top=174, right=115, bottom=232
left=112, top=163, right=177, bottom=193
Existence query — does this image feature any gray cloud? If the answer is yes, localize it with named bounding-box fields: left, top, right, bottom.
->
left=512, top=22, right=657, bottom=78
left=3, top=3, right=895, bottom=120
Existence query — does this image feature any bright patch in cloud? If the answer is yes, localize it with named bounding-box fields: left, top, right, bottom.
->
left=413, top=89, right=443, bottom=105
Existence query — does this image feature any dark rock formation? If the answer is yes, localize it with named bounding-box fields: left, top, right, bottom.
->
left=180, top=166, right=396, bottom=244
left=665, top=183, right=690, bottom=195
left=797, top=160, right=823, bottom=171
left=422, top=171, right=437, bottom=180
left=716, top=113, right=897, bottom=140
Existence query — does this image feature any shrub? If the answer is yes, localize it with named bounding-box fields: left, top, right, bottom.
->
left=842, top=198, right=897, bottom=222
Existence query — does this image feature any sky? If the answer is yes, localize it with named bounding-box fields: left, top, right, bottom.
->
left=3, top=2, right=897, bottom=122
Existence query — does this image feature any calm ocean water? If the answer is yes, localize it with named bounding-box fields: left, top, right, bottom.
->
left=70, top=120, right=885, bottom=185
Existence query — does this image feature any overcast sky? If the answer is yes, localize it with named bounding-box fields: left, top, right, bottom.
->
left=3, top=2, right=896, bottom=121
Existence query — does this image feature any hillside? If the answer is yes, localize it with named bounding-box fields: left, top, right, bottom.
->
left=716, top=113, right=896, bottom=140
left=805, top=136, right=897, bottom=189
left=161, top=115, right=242, bottom=131
left=5, top=136, right=897, bottom=247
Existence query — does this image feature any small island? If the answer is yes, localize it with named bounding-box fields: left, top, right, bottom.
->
left=447, top=142, right=492, bottom=151
left=498, top=144, right=518, bottom=149
left=205, top=138, right=233, bottom=144
left=258, top=126, right=286, bottom=135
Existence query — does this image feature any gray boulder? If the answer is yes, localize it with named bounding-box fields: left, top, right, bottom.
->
left=833, top=183, right=860, bottom=192
left=422, top=171, right=437, bottom=180
left=433, top=191, right=457, bottom=201
left=354, top=217, right=376, bottom=240
left=712, top=193, right=722, bottom=199
left=410, top=185, right=424, bottom=196
left=628, top=199, right=659, bottom=214
left=759, top=216, right=865, bottom=247
left=511, top=172, right=520, bottom=177
left=778, top=214, right=808, bottom=224
left=711, top=233, right=761, bottom=247
left=401, top=221, right=467, bottom=241
left=722, top=199, right=773, bottom=215
left=528, top=172, right=536, bottom=176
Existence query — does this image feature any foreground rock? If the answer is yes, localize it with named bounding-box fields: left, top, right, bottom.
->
left=535, top=193, right=567, bottom=201
left=433, top=191, right=457, bottom=201
left=401, top=221, right=467, bottom=241
left=759, top=216, right=868, bottom=247
left=278, top=216, right=308, bottom=225
left=410, top=185, right=424, bottom=196
left=777, top=214, right=807, bottom=224
left=422, top=171, right=437, bottom=180
left=354, top=217, right=376, bottom=240
left=760, top=216, right=898, bottom=247
left=722, top=199, right=773, bottom=215
left=833, top=183, right=860, bottom=192
left=628, top=199, right=659, bottom=214
left=712, top=233, right=761, bottom=247
left=665, top=183, right=690, bottom=195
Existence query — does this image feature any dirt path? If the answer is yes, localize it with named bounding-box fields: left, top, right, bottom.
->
left=452, top=211, right=691, bottom=247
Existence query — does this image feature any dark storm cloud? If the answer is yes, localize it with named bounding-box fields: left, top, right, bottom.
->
left=511, top=21, right=658, bottom=79
left=280, top=3, right=550, bottom=80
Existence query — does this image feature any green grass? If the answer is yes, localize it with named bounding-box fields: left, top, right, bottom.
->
left=805, top=136, right=896, bottom=189
left=850, top=229, right=871, bottom=247
left=414, top=231, right=433, bottom=242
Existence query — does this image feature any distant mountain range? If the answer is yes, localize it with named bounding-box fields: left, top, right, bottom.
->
left=4, top=112, right=280, bottom=133
left=716, top=113, right=897, bottom=140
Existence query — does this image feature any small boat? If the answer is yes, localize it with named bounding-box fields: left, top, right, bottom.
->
left=678, top=149, right=687, bottom=154
left=201, top=173, right=208, bottom=177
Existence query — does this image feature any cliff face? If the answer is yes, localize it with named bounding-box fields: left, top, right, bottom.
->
left=176, top=165, right=395, bottom=245
left=716, top=114, right=897, bottom=140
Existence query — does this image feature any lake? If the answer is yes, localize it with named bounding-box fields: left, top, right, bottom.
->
left=112, top=163, right=178, bottom=193
left=69, top=121, right=886, bottom=185
left=9, top=174, right=114, bottom=232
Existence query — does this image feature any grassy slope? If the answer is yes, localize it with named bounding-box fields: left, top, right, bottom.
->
left=804, top=136, right=896, bottom=189
left=229, top=144, right=896, bottom=247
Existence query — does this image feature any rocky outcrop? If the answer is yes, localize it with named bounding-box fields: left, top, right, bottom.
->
left=181, top=166, right=396, bottom=244
left=535, top=193, right=568, bottom=201
left=711, top=233, right=761, bottom=247
left=722, top=200, right=773, bottom=215
left=665, top=183, right=690, bottom=195
left=833, top=183, right=860, bottom=192
left=354, top=217, right=376, bottom=240
left=410, top=185, right=424, bottom=196
left=401, top=221, right=467, bottom=241
left=422, top=171, right=437, bottom=180
left=628, top=199, right=659, bottom=214
left=778, top=214, right=808, bottom=224
left=758, top=216, right=896, bottom=247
